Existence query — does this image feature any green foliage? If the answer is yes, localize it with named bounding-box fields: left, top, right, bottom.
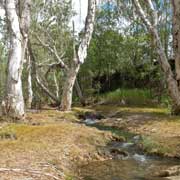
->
left=0, top=0, right=173, bottom=107
left=80, top=5, right=161, bottom=97
left=65, top=175, right=74, bottom=180
left=92, top=124, right=134, bottom=141
left=100, top=88, right=153, bottom=106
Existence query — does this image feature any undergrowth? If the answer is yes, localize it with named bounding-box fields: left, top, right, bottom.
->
left=100, top=88, right=154, bottom=106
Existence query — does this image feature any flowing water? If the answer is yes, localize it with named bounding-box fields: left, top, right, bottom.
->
left=79, top=119, right=180, bottom=180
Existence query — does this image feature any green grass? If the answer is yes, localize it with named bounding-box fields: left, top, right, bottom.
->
left=65, top=175, right=75, bottom=180
left=140, top=136, right=171, bottom=155
left=100, top=88, right=154, bottom=106
left=0, top=126, right=17, bottom=140
left=88, top=124, right=134, bottom=142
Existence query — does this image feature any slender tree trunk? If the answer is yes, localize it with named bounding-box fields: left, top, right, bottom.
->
left=53, top=71, right=59, bottom=99
left=20, top=0, right=31, bottom=108
left=172, top=0, right=180, bottom=86
left=2, top=0, right=25, bottom=118
left=75, top=79, right=86, bottom=106
left=27, top=53, right=33, bottom=108
left=60, top=0, right=96, bottom=111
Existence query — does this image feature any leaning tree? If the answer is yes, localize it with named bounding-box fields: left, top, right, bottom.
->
left=134, top=0, right=180, bottom=114
left=172, top=0, right=180, bottom=87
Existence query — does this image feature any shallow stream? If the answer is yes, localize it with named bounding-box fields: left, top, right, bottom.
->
left=79, top=118, right=180, bottom=180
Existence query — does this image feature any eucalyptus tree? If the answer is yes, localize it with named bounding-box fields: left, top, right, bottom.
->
left=1, top=0, right=31, bottom=118
left=29, top=0, right=74, bottom=105
left=134, top=0, right=180, bottom=114
left=172, top=0, right=180, bottom=86
left=31, top=0, right=96, bottom=111
left=60, top=0, right=96, bottom=110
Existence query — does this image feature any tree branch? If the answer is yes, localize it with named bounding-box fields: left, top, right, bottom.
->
left=134, top=0, right=153, bottom=31
left=35, top=74, right=60, bottom=104
left=35, top=34, right=68, bottom=70
left=146, top=0, right=158, bottom=26
left=77, top=0, right=96, bottom=64
left=28, top=40, right=60, bottom=105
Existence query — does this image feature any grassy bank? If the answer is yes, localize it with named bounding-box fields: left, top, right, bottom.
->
left=0, top=109, right=114, bottom=180
left=93, top=104, right=180, bottom=158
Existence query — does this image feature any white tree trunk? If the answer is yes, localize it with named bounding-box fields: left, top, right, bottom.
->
left=75, top=79, right=86, bottom=106
left=172, top=0, right=180, bottom=85
left=2, top=0, right=25, bottom=118
left=20, top=0, right=31, bottom=66
left=134, top=0, right=180, bottom=114
left=60, top=66, right=80, bottom=111
left=60, top=0, right=96, bottom=111
left=27, top=54, right=33, bottom=109
left=53, top=71, right=59, bottom=99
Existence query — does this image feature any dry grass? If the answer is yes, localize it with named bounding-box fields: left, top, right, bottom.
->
left=0, top=108, right=113, bottom=180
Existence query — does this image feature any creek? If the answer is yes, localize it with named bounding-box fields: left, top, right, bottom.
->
left=79, top=117, right=180, bottom=180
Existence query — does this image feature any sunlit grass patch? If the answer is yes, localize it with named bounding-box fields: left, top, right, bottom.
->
left=100, top=88, right=154, bottom=106
left=94, top=104, right=169, bottom=117
left=0, top=120, right=113, bottom=160
left=27, top=109, right=79, bottom=124
left=118, top=106, right=169, bottom=115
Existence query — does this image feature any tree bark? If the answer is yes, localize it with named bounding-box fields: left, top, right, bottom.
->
left=27, top=52, right=33, bottom=109
left=2, top=0, right=25, bottom=118
left=20, top=0, right=31, bottom=60
left=2, top=0, right=31, bottom=118
left=53, top=71, right=59, bottom=99
left=60, top=0, right=96, bottom=111
left=134, top=0, right=180, bottom=114
left=60, top=65, right=80, bottom=111
left=75, top=79, right=86, bottom=106
left=172, top=0, right=180, bottom=86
